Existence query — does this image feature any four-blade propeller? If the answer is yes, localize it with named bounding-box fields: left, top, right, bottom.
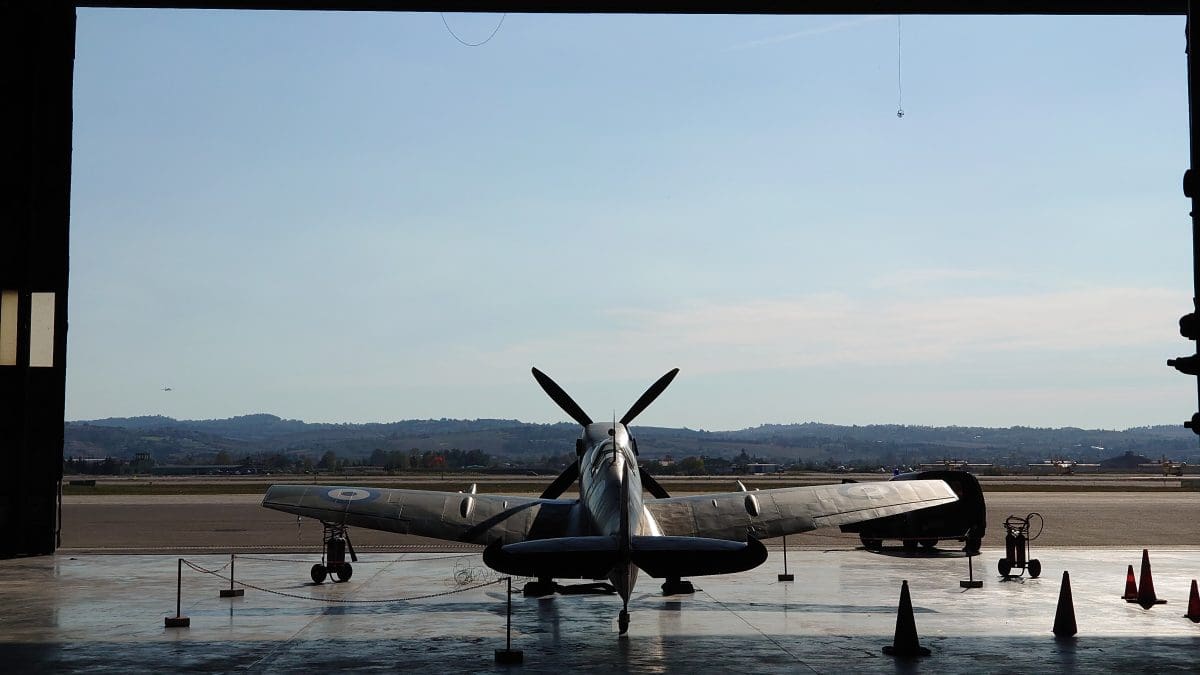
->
left=620, top=368, right=679, bottom=426
left=532, top=367, right=678, bottom=500
left=532, top=367, right=593, bottom=427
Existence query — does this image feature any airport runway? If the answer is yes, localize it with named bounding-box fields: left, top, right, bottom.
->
left=60, top=489, right=1200, bottom=551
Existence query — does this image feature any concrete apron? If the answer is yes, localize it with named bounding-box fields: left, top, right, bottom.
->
left=2, top=547, right=1200, bottom=672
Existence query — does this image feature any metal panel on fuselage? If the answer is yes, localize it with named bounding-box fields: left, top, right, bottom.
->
left=578, top=423, right=645, bottom=538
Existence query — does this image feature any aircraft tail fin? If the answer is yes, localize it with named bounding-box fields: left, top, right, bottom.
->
left=619, top=453, right=631, bottom=553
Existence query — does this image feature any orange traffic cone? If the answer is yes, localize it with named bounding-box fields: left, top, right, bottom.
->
left=1137, top=549, right=1167, bottom=609
left=1122, top=564, right=1138, bottom=602
left=1184, top=580, right=1200, bottom=622
left=882, top=580, right=931, bottom=658
left=1053, top=570, right=1077, bottom=638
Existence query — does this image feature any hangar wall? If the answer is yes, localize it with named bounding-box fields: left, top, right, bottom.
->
left=0, top=3, right=74, bottom=556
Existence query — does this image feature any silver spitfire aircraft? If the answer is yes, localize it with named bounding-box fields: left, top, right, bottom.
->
left=263, top=368, right=958, bottom=634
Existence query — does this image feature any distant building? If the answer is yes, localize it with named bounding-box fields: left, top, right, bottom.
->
left=151, top=464, right=247, bottom=476
left=746, top=463, right=780, bottom=474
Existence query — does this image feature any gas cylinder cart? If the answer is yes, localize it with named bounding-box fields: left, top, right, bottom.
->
left=997, top=513, right=1043, bottom=579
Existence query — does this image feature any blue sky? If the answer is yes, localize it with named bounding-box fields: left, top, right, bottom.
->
left=68, top=10, right=1194, bottom=430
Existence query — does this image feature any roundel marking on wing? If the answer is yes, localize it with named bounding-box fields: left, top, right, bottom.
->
left=842, top=484, right=886, bottom=501
left=326, top=488, right=373, bottom=502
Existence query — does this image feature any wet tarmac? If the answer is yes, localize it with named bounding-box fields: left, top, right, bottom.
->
left=4, top=547, right=1200, bottom=673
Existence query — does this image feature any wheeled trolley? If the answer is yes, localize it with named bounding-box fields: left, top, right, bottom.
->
left=997, top=513, right=1043, bottom=578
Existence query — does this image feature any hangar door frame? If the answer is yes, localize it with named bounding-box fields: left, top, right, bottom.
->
left=1, top=0, right=1196, bottom=556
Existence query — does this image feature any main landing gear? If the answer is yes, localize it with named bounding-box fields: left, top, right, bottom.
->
left=522, top=578, right=620, bottom=597
left=522, top=577, right=557, bottom=597
left=310, top=523, right=357, bottom=584
left=661, top=577, right=694, bottom=596
left=618, top=608, right=630, bottom=635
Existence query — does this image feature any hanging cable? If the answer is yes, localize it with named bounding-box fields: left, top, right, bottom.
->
left=440, top=13, right=507, bottom=47
left=896, top=15, right=905, bottom=118
left=896, top=16, right=905, bottom=118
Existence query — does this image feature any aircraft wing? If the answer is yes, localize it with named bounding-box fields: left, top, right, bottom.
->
left=262, top=484, right=577, bottom=545
left=644, top=479, right=958, bottom=541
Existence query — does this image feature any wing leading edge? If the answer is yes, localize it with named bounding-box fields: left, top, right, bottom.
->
left=262, top=484, right=577, bottom=545
left=644, top=479, right=958, bottom=541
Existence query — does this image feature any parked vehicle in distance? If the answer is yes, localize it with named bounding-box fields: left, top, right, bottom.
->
left=838, top=470, right=986, bottom=553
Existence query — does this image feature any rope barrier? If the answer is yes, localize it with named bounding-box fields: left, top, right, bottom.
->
left=181, top=557, right=234, bottom=574
left=700, top=587, right=817, bottom=673
left=181, top=557, right=507, bottom=604
left=235, top=553, right=481, bottom=565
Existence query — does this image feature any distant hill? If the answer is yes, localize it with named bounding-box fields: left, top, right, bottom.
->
left=64, top=414, right=1200, bottom=468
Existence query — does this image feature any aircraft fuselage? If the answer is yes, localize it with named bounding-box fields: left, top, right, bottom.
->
left=577, top=422, right=652, bottom=605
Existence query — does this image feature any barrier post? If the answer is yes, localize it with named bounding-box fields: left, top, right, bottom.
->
left=960, top=549, right=983, bottom=589
left=220, top=553, right=245, bottom=598
left=495, top=577, right=523, bottom=664
left=778, top=534, right=794, bottom=582
left=164, top=558, right=191, bottom=627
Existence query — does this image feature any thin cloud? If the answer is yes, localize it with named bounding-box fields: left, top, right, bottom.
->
left=868, top=267, right=1014, bottom=289
left=726, top=16, right=892, bottom=51
left=483, top=287, right=1182, bottom=379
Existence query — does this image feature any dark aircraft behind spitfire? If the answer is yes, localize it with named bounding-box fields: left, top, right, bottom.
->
left=263, top=368, right=958, bottom=635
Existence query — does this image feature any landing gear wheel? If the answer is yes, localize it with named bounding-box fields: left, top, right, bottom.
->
left=618, top=609, right=630, bottom=635
left=902, top=539, right=919, bottom=551
left=310, top=564, right=327, bottom=584
left=860, top=536, right=883, bottom=550
left=1028, top=559, right=1042, bottom=579
left=921, top=539, right=938, bottom=549
left=522, top=580, right=556, bottom=597
left=334, top=563, right=353, bottom=582
left=661, top=579, right=695, bottom=596
left=998, top=558, right=1012, bottom=577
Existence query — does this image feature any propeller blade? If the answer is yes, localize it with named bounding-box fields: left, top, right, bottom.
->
left=620, top=368, right=679, bottom=426
left=532, top=368, right=593, bottom=426
left=639, top=466, right=671, bottom=499
left=540, top=460, right=580, bottom=499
